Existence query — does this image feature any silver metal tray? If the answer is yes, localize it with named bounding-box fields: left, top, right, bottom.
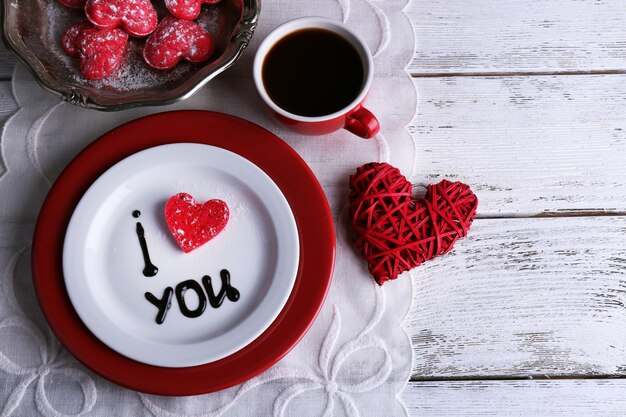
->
left=1, top=0, right=259, bottom=110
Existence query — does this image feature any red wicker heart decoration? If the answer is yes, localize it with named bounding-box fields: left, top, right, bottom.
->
left=349, top=162, right=478, bottom=285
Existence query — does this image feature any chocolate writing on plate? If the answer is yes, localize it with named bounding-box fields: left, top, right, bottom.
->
left=145, top=269, right=240, bottom=324
left=132, top=210, right=159, bottom=277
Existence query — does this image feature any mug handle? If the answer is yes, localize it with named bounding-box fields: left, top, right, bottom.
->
left=344, top=105, right=380, bottom=139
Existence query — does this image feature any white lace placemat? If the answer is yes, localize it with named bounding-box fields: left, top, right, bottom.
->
left=0, top=1, right=417, bottom=415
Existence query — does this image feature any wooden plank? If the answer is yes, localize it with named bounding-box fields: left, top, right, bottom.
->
left=0, top=43, right=16, bottom=79
left=402, top=379, right=626, bottom=417
left=410, top=74, right=626, bottom=216
left=406, top=0, right=626, bottom=75
left=406, top=216, right=626, bottom=378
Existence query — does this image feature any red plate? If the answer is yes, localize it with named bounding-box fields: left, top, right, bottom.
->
left=32, top=111, right=335, bottom=395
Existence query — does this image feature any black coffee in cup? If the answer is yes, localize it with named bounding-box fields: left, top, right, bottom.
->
left=261, top=28, right=365, bottom=117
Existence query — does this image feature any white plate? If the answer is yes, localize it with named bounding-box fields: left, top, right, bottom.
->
left=63, top=144, right=299, bottom=368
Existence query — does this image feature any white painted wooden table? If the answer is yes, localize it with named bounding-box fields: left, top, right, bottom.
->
left=2, top=1, right=626, bottom=415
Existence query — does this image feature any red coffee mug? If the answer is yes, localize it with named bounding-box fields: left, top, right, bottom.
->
left=253, top=17, right=380, bottom=139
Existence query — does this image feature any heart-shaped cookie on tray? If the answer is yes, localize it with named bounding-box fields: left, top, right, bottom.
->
left=143, top=17, right=215, bottom=70
left=61, top=21, right=128, bottom=80
left=349, top=162, right=478, bottom=285
left=85, top=0, right=158, bottom=37
left=165, top=0, right=222, bottom=21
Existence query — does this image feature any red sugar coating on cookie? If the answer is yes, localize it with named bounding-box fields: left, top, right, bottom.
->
left=165, top=193, right=229, bottom=253
left=58, top=0, right=87, bottom=9
left=164, top=0, right=222, bottom=21
left=62, top=22, right=128, bottom=80
left=85, top=0, right=158, bottom=37
left=143, top=17, right=214, bottom=70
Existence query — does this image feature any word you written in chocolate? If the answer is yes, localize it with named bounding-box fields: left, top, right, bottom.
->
left=145, top=270, right=240, bottom=324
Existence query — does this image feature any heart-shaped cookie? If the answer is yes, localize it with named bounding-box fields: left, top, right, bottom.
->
left=85, top=0, right=158, bottom=37
left=143, top=17, right=214, bottom=70
left=165, top=193, right=229, bottom=253
left=61, top=21, right=128, bottom=80
left=164, top=0, right=221, bottom=21
left=61, top=21, right=91, bottom=57
left=349, top=163, right=478, bottom=285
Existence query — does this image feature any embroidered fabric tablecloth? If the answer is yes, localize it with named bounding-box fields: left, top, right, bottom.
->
left=0, top=1, right=417, bottom=415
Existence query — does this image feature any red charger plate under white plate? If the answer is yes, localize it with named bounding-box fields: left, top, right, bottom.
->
left=32, top=111, right=336, bottom=395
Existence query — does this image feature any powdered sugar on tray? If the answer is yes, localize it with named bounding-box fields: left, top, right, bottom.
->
left=45, top=0, right=225, bottom=91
